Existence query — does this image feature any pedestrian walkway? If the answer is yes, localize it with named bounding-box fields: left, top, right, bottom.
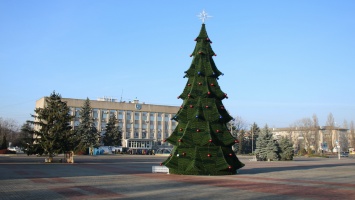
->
left=0, top=155, right=354, bottom=199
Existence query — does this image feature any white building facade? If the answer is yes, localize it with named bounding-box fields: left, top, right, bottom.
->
left=35, top=97, right=180, bottom=150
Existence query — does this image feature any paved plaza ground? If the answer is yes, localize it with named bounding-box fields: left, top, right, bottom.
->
left=0, top=154, right=354, bottom=200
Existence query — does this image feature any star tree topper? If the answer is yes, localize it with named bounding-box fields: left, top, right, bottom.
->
left=197, top=10, right=212, bottom=24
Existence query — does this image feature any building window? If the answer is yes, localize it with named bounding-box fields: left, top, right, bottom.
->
left=110, top=110, right=116, bottom=117
left=93, top=109, right=99, bottom=119
left=126, top=111, right=132, bottom=123
left=118, top=111, right=123, bottom=120
left=102, top=110, right=108, bottom=120
left=126, top=123, right=132, bottom=129
left=150, top=113, right=155, bottom=121
left=101, top=122, right=106, bottom=132
left=142, top=112, right=147, bottom=121
left=134, top=112, right=140, bottom=120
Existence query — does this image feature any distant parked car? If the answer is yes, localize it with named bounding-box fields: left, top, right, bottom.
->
left=340, top=152, right=349, bottom=157
left=7, top=147, right=16, bottom=152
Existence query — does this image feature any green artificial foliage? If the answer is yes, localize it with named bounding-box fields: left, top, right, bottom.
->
left=278, top=136, right=294, bottom=161
left=102, top=114, right=122, bottom=146
left=163, top=24, right=244, bottom=175
left=27, top=91, right=73, bottom=159
left=76, top=98, right=100, bottom=151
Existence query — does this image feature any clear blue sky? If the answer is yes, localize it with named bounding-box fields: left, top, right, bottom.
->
left=1, top=0, right=354, bottom=128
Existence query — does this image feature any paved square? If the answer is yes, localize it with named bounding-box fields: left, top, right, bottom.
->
left=0, top=154, right=354, bottom=199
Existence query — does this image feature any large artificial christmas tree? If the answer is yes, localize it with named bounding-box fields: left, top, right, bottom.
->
left=162, top=14, right=244, bottom=175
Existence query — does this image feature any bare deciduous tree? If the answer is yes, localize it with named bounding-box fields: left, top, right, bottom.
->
left=228, top=116, right=247, bottom=153
left=325, top=113, right=335, bottom=151
left=290, top=114, right=320, bottom=154
left=350, top=121, right=355, bottom=150
left=312, top=114, right=320, bottom=153
left=0, top=117, right=20, bottom=147
left=293, top=118, right=314, bottom=153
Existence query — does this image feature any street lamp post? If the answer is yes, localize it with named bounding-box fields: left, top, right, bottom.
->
left=251, top=125, right=254, bottom=155
left=338, top=127, right=341, bottom=160
left=335, top=122, right=340, bottom=160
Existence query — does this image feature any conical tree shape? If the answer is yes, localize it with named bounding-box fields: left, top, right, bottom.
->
left=163, top=24, right=244, bottom=175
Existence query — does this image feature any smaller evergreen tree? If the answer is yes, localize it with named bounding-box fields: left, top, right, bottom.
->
left=266, top=139, right=279, bottom=161
left=255, top=125, right=279, bottom=161
left=27, top=91, right=73, bottom=160
left=76, top=98, right=100, bottom=152
left=19, top=122, right=35, bottom=155
left=102, top=114, right=122, bottom=146
left=278, top=136, right=294, bottom=161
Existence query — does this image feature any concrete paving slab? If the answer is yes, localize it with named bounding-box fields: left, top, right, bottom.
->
left=0, top=154, right=354, bottom=199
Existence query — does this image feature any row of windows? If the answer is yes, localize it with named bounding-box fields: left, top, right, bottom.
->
left=70, top=108, right=173, bottom=122
left=70, top=107, right=177, bottom=139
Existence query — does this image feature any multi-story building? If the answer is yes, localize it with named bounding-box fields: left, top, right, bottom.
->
left=271, top=126, right=349, bottom=152
left=35, top=97, right=180, bottom=150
